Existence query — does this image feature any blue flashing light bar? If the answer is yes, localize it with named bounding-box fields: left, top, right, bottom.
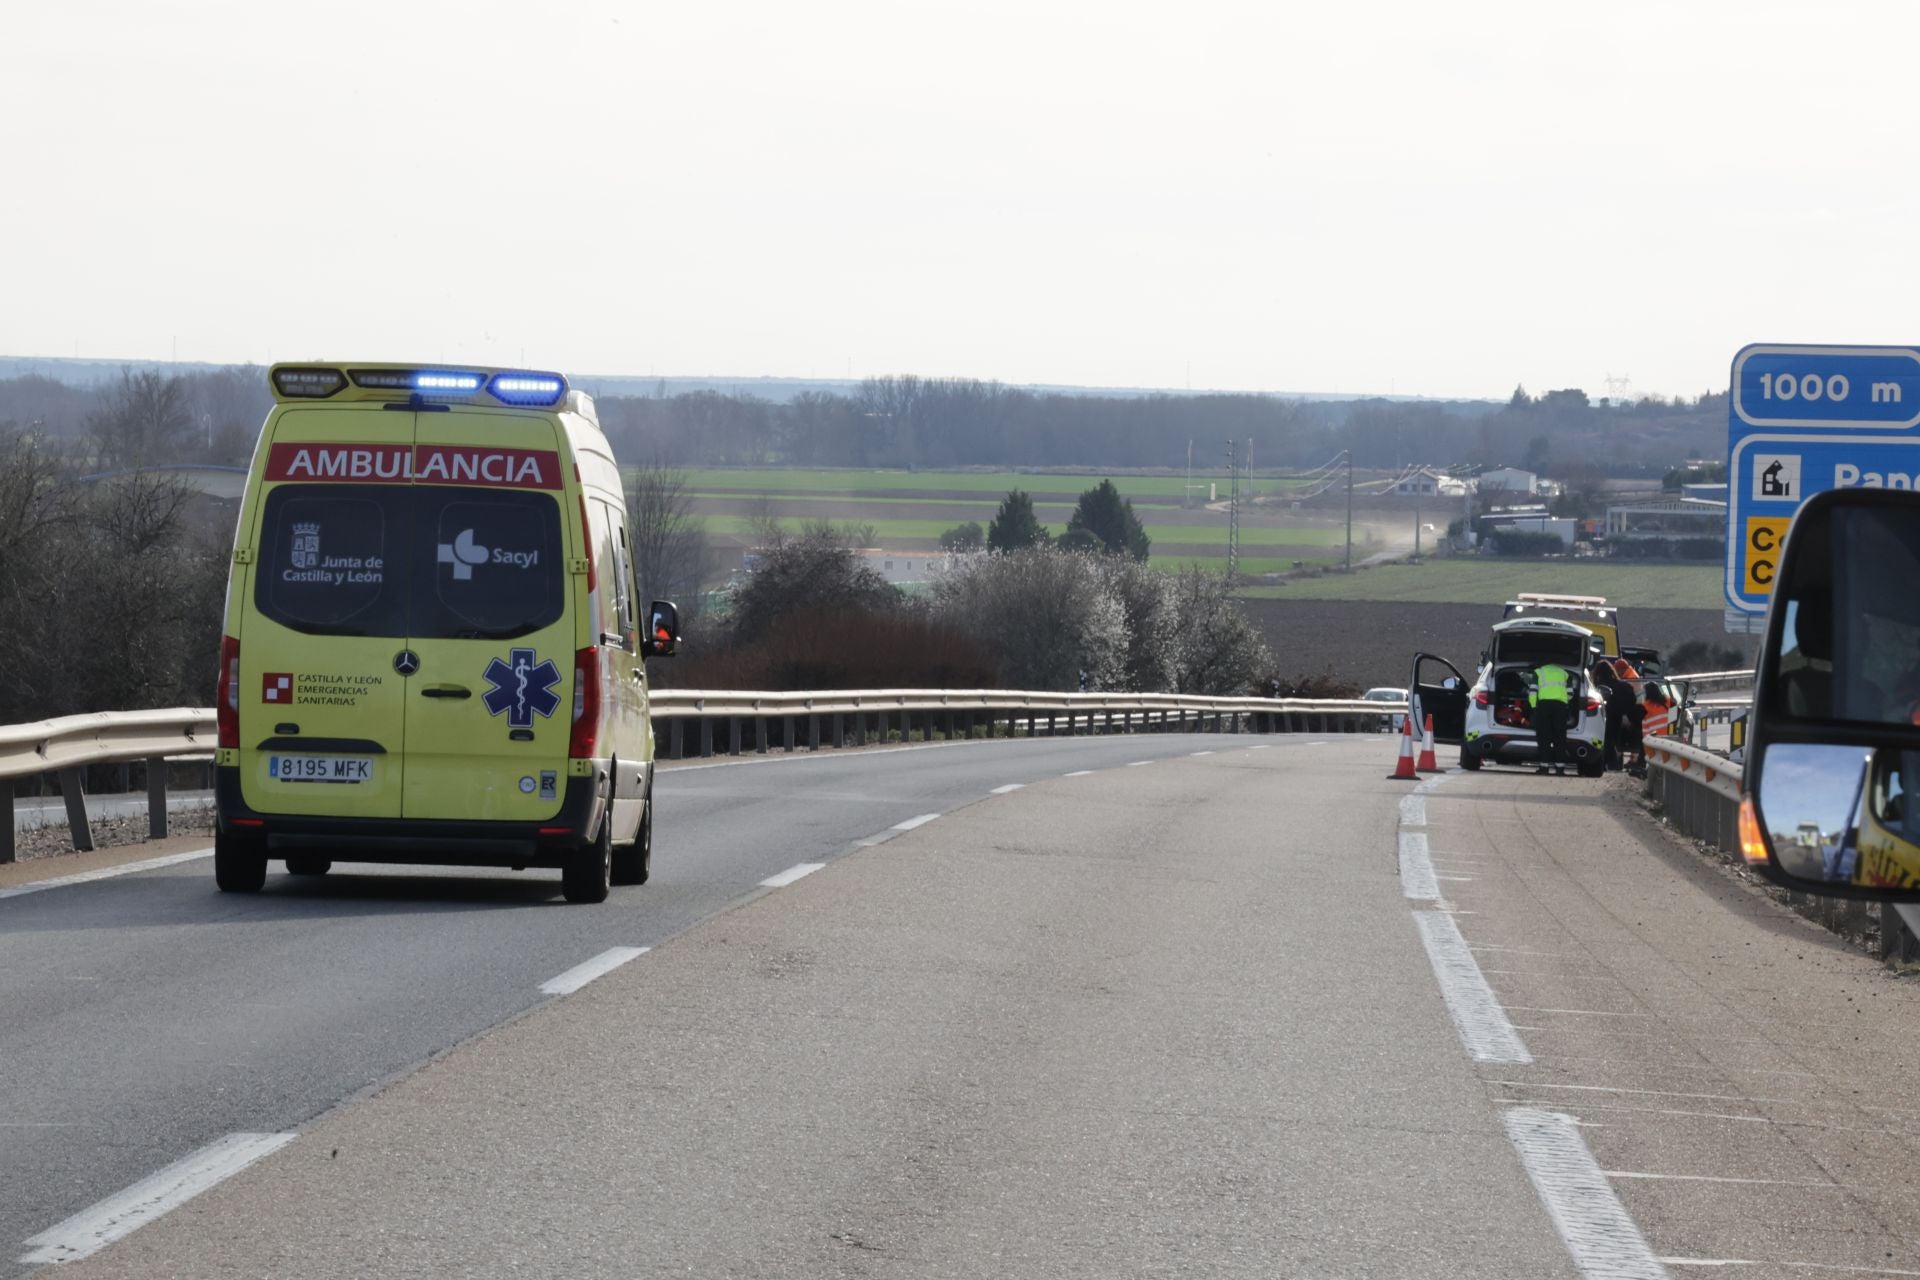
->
left=488, top=371, right=567, bottom=407
left=414, top=372, right=483, bottom=392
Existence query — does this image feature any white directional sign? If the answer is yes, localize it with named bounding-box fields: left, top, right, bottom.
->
left=1726, top=343, right=1920, bottom=612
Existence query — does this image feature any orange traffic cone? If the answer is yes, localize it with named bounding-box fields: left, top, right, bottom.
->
left=1417, top=713, right=1441, bottom=772
left=1389, top=712, right=1418, bottom=780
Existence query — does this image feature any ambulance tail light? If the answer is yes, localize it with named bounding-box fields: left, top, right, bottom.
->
left=569, top=648, right=601, bottom=758
left=216, top=635, right=241, bottom=750
left=1473, top=691, right=1491, bottom=708
left=1584, top=697, right=1604, bottom=714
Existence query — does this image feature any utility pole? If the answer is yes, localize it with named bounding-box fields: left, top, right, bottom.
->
left=1226, top=439, right=1241, bottom=582
left=1344, top=450, right=1354, bottom=572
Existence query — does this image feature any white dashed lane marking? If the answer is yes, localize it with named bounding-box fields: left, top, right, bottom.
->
left=989, top=784, right=1024, bottom=795
left=540, top=946, right=650, bottom=996
left=1412, top=911, right=1531, bottom=1065
left=1503, top=1108, right=1668, bottom=1280
left=892, top=813, right=941, bottom=831
left=759, top=863, right=825, bottom=889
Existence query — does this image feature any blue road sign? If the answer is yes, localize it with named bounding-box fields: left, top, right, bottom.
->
left=1727, top=344, right=1920, bottom=612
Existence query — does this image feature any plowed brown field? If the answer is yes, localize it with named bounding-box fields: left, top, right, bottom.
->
left=1240, top=600, right=1739, bottom=690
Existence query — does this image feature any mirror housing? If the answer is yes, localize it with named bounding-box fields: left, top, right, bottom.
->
left=644, top=599, right=681, bottom=658
left=1745, top=487, right=1920, bottom=899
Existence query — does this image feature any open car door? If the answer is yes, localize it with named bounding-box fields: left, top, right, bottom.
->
left=1410, top=652, right=1469, bottom=744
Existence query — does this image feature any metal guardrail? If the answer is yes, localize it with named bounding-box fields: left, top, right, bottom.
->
left=1672, top=668, right=1755, bottom=694
left=1, top=693, right=1401, bottom=861
left=1, top=710, right=216, bottom=862
left=644, top=688, right=1400, bottom=759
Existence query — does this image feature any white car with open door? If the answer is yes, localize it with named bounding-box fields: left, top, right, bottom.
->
left=1414, top=618, right=1608, bottom=774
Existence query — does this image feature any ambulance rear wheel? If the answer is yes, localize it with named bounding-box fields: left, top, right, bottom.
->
left=562, top=820, right=613, bottom=904
left=611, top=796, right=651, bottom=887
left=284, top=855, right=332, bottom=876
left=1459, top=750, right=1482, bottom=771
left=214, top=831, right=267, bottom=894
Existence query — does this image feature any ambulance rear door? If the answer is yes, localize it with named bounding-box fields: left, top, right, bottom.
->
left=400, top=412, right=575, bottom=823
left=238, top=409, right=415, bottom=819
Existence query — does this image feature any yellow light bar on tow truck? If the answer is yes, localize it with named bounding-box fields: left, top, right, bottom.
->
left=268, top=363, right=569, bottom=409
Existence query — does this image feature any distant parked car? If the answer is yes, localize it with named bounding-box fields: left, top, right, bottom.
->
left=1363, top=686, right=1406, bottom=733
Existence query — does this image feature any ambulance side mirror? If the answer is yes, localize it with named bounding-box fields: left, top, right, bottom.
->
left=1742, top=488, right=1920, bottom=900
left=644, top=600, right=681, bottom=658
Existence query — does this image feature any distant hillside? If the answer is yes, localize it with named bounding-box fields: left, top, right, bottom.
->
left=0, top=355, right=1497, bottom=409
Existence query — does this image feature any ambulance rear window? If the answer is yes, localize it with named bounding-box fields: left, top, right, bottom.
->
left=256, top=488, right=406, bottom=635
left=414, top=490, right=565, bottom=640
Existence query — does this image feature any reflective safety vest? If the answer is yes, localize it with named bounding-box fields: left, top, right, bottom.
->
left=1531, top=664, right=1571, bottom=706
left=1642, top=697, right=1672, bottom=737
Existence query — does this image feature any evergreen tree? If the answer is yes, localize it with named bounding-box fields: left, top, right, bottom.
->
left=987, top=489, right=1048, bottom=552
left=1065, top=479, right=1150, bottom=561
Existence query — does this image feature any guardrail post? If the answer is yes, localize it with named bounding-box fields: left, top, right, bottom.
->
left=755, top=716, right=768, bottom=754
left=1, top=788, right=13, bottom=863
left=809, top=715, right=821, bottom=751
left=784, top=715, right=796, bottom=753
left=670, top=718, right=685, bottom=760
left=728, top=717, right=743, bottom=756
left=146, top=756, right=168, bottom=839
left=699, top=718, right=714, bottom=758
left=855, top=713, right=868, bottom=747
left=58, top=767, right=94, bottom=853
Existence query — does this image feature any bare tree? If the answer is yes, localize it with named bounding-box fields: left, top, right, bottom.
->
left=625, top=460, right=712, bottom=622
left=88, top=368, right=193, bottom=468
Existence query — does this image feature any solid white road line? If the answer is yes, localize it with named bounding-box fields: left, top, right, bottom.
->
left=539, top=946, right=650, bottom=996
left=1063, top=770, right=1094, bottom=777
left=989, top=784, right=1025, bottom=794
left=1398, top=831, right=1440, bottom=901
left=1412, top=911, right=1531, bottom=1065
left=18, top=1132, right=296, bottom=1266
left=1399, top=795, right=1427, bottom=826
left=1503, top=1108, right=1669, bottom=1280
left=892, top=813, right=941, bottom=831
left=0, top=848, right=213, bottom=901
left=759, top=862, right=825, bottom=889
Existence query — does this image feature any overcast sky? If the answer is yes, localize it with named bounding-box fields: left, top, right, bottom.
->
left=3, top=1, right=1912, bottom=400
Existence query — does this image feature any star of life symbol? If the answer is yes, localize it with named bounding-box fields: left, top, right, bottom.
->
left=438, top=528, right=489, bottom=581
left=291, top=522, right=321, bottom=569
left=481, top=647, right=562, bottom=730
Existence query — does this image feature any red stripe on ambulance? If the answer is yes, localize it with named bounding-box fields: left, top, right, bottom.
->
left=265, top=444, right=562, bottom=489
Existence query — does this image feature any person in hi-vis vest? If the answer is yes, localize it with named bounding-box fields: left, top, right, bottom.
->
left=1528, top=660, right=1574, bottom=776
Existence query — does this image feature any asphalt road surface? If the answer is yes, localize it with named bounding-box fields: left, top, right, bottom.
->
left=6, top=735, right=1920, bottom=1277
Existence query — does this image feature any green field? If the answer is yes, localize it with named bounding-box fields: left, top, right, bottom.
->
left=1233, top=560, right=1724, bottom=610
left=675, top=467, right=1307, bottom=499
left=703, top=514, right=1348, bottom=548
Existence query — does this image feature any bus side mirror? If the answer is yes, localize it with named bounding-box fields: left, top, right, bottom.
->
left=645, top=600, right=681, bottom=658
left=1743, top=488, right=1920, bottom=900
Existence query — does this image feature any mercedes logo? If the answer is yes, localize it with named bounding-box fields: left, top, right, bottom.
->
left=393, top=650, right=421, bottom=676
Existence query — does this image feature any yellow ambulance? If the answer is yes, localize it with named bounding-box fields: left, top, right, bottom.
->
left=212, top=364, right=679, bottom=903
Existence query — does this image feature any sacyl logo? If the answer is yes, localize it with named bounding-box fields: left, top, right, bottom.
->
left=1753, top=454, right=1800, bottom=502
left=437, top=528, right=489, bottom=580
